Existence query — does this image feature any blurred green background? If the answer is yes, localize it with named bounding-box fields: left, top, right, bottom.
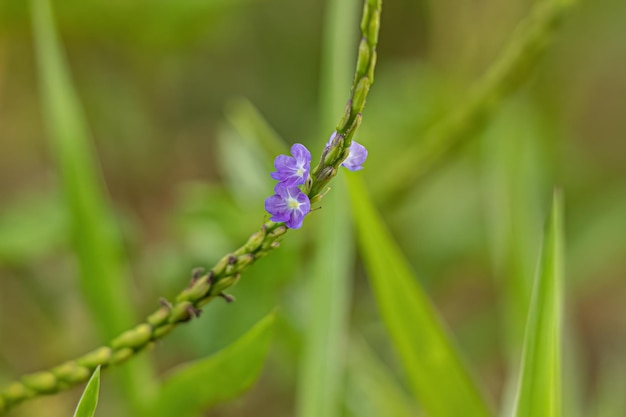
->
left=0, top=0, right=625, bottom=416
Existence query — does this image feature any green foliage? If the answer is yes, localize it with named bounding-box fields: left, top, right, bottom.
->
left=149, top=312, right=276, bottom=417
left=346, top=340, right=420, bottom=417
left=513, top=192, right=563, bottom=417
left=296, top=178, right=353, bottom=417
left=30, top=0, right=154, bottom=410
left=481, top=99, right=545, bottom=357
left=31, top=0, right=135, bottom=343
left=73, top=367, right=100, bottom=417
left=295, top=0, right=359, bottom=415
left=347, top=174, right=492, bottom=417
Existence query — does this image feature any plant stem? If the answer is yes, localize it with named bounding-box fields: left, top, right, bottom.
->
left=0, top=0, right=382, bottom=413
left=373, top=0, right=576, bottom=205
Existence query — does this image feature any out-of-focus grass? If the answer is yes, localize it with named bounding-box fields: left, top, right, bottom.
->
left=345, top=340, right=420, bottom=417
left=296, top=0, right=359, bottom=415
left=481, top=99, right=545, bottom=358
left=348, top=174, right=492, bottom=417
left=30, top=0, right=154, bottom=413
left=513, top=192, right=563, bottom=417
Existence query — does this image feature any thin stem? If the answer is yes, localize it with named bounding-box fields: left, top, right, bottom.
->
left=374, top=0, right=576, bottom=205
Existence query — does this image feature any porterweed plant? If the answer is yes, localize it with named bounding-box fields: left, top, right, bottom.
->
left=1, top=0, right=625, bottom=416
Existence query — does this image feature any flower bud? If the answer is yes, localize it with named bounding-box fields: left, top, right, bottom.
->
left=111, top=324, right=152, bottom=350
left=21, top=372, right=57, bottom=393
left=77, top=347, right=112, bottom=368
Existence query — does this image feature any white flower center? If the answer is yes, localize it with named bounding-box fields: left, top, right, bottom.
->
left=287, top=197, right=300, bottom=210
left=296, top=167, right=305, bottom=177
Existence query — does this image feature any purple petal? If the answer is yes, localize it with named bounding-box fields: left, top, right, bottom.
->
left=264, top=194, right=290, bottom=222
left=286, top=209, right=305, bottom=229
left=291, top=143, right=311, bottom=164
left=341, top=141, right=368, bottom=171
left=270, top=145, right=311, bottom=186
left=265, top=186, right=311, bottom=229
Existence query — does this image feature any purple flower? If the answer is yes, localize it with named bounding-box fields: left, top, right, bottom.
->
left=270, top=143, right=311, bottom=186
left=326, top=132, right=368, bottom=171
left=264, top=185, right=311, bottom=229
left=342, top=141, right=368, bottom=171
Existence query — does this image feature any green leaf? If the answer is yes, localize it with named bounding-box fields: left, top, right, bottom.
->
left=295, top=0, right=359, bottom=414
left=296, top=177, right=353, bottom=417
left=30, top=0, right=155, bottom=410
left=73, top=366, right=101, bottom=417
left=481, top=100, right=545, bottom=357
left=225, top=98, right=288, bottom=163
left=30, top=0, right=136, bottom=338
left=346, top=340, right=421, bottom=417
left=513, top=191, right=563, bottom=417
left=151, top=312, right=276, bottom=417
left=347, top=175, right=492, bottom=417
left=480, top=99, right=551, bottom=413
left=217, top=125, right=273, bottom=204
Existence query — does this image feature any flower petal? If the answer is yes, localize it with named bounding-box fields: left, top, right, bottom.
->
left=291, top=143, right=311, bottom=164
left=341, top=141, right=368, bottom=171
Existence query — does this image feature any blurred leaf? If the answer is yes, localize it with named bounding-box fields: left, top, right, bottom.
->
left=73, top=366, right=100, bottom=417
left=151, top=312, right=276, bottom=417
left=513, top=191, right=563, bottom=417
left=31, top=0, right=132, bottom=344
left=30, top=0, right=155, bottom=410
left=481, top=99, right=552, bottom=414
left=568, top=185, right=626, bottom=289
left=225, top=98, right=288, bottom=163
left=217, top=125, right=272, bottom=205
left=347, top=174, right=492, bottom=417
left=295, top=0, right=358, bottom=414
left=481, top=99, right=545, bottom=358
left=346, top=340, right=420, bottom=417
left=296, top=178, right=353, bottom=417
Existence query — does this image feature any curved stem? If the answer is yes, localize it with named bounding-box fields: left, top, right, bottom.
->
left=0, top=0, right=383, bottom=413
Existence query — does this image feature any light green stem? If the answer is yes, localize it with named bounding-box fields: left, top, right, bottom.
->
left=0, top=0, right=382, bottom=413
left=374, top=0, right=576, bottom=204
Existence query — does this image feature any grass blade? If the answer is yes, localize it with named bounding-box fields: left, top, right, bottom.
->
left=30, top=0, right=155, bottom=410
left=225, top=98, right=288, bottom=162
left=346, top=340, right=421, bottom=417
left=513, top=191, right=563, bottom=417
left=73, top=366, right=101, bottom=417
left=30, top=0, right=135, bottom=345
left=296, top=177, right=353, bottom=417
left=151, top=312, right=276, bottom=417
left=295, top=0, right=359, bottom=415
left=482, top=101, right=545, bottom=356
left=347, top=174, right=492, bottom=417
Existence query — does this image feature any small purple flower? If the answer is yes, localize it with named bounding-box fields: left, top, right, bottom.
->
left=342, top=141, right=368, bottom=171
left=264, top=185, right=311, bottom=229
left=326, top=132, right=368, bottom=171
left=270, top=143, right=311, bottom=186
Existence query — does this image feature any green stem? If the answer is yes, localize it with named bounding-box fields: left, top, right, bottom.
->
left=374, top=0, right=576, bottom=205
left=308, top=0, right=382, bottom=199
left=0, top=0, right=382, bottom=413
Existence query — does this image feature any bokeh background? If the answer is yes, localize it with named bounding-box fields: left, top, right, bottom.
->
left=1, top=0, right=625, bottom=416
